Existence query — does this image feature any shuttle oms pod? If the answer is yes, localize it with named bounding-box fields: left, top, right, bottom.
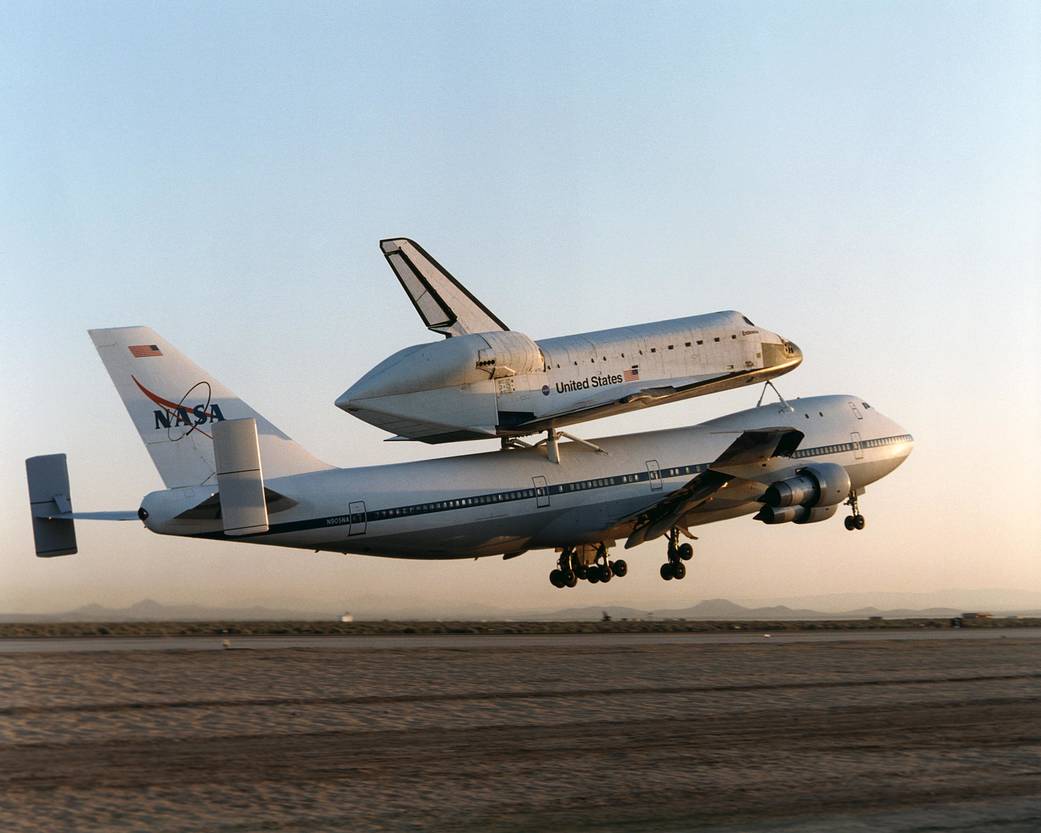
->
left=337, top=239, right=803, bottom=444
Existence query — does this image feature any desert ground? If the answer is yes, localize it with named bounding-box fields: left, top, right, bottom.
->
left=2, top=633, right=1040, bottom=832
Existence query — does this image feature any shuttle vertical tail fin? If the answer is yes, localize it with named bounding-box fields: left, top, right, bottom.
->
left=380, top=238, right=508, bottom=337
left=89, top=327, right=331, bottom=488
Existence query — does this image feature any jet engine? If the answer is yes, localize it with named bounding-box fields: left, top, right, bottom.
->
left=755, top=462, right=851, bottom=525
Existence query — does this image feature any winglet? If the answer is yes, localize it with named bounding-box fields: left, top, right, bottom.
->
left=379, top=238, right=508, bottom=337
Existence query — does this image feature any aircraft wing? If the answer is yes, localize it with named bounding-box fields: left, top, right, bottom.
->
left=622, top=427, right=803, bottom=548
left=380, top=238, right=508, bottom=337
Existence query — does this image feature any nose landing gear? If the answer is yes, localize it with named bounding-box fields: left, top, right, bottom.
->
left=844, top=491, right=866, bottom=531
left=660, top=528, right=693, bottom=581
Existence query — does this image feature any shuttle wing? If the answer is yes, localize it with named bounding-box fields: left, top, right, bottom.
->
left=515, top=373, right=781, bottom=436
left=380, top=238, right=508, bottom=337
left=623, top=427, right=803, bottom=547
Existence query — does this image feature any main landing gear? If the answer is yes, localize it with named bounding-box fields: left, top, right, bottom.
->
left=549, top=544, right=627, bottom=589
left=660, top=528, right=693, bottom=581
left=843, top=490, right=866, bottom=531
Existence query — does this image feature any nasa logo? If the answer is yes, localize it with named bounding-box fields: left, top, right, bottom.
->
left=131, top=376, right=226, bottom=441
left=541, top=385, right=551, bottom=396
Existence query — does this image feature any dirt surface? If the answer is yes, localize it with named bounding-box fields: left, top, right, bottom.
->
left=2, top=637, right=1040, bottom=832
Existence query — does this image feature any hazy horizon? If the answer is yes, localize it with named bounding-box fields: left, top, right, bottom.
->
left=3, top=2, right=1038, bottom=615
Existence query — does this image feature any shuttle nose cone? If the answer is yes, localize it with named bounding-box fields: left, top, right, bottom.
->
left=785, top=340, right=803, bottom=367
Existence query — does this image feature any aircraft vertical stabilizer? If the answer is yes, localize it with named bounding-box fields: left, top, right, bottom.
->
left=89, top=327, right=331, bottom=488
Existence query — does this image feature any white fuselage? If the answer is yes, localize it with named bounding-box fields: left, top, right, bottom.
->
left=141, top=394, right=912, bottom=560
left=337, top=310, right=802, bottom=443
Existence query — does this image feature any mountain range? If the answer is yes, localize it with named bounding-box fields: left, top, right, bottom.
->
left=3, top=596, right=1037, bottom=623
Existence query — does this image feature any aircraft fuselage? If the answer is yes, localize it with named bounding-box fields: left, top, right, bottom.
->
left=141, top=394, right=911, bottom=560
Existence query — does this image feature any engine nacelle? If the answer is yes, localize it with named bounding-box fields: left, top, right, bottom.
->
left=757, top=463, right=851, bottom=524
left=762, top=462, right=851, bottom=509
left=754, top=503, right=840, bottom=525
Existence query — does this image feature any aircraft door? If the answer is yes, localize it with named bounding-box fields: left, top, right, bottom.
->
left=532, top=475, right=550, bottom=508
left=348, top=500, right=367, bottom=536
left=850, top=432, right=864, bottom=460
left=646, top=460, right=663, bottom=491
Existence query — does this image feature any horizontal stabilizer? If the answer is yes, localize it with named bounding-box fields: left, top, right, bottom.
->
left=37, top=510, right=139, bottom=521
left=380, top=238, right=508, bottom=337
left=174, top=487, right=297, bottom=520
left=213, top=418, right=269, bottom=536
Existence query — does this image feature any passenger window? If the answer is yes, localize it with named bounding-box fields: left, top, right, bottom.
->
left=685, top=342, right=691, bottom=347
left=696, top=340, right=703, bottom=345
left=713, top=337, right=720, bottom=342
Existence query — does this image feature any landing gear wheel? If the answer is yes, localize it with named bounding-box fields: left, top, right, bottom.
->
left=612, top=559, right=628, bottom=578
left=588, top=570, right=600, bottom=584
left=549, top=569, right=565, bottom=588
left=671, top=561, right=686, bottom=580
left=854, top=514, right=865, bottom=530
left=677, top=543, right=693, bottom=561
left=660, top=562, right=674, bottom=581
left=565, top=572, right=578, bottom=588
left=844, top=516, right=856, bottom=531
left=599, top=565, right=612, bottom=583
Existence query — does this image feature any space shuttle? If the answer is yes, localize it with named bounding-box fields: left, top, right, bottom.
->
left=337, top=239, right=803, bottom=448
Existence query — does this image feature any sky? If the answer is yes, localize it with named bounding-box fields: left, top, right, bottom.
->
left=1, top=1, right=1038, bottom=615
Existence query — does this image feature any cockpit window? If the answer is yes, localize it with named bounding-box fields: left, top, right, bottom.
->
left=742, top=316, right=755, bottom=326
left=862, top=402, right=871, bottom=409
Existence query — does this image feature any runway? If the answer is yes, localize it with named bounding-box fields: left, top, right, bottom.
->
left=3, top=633, right=1040, bottom=832
left=2, top=625, right=1040, bottom=653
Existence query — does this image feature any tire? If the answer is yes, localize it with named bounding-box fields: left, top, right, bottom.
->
left=660, top=562, right=674, bottom=581
left=677, top=543, right=693, bottom=561
left=565, top=573, right=578, bottom=588
left=599, top=566, right=612, bottom=583
left=588, top=570, right=600, bottom=584
left=672, top=561, right=686, bottom=580
left=844, top=516, right=856, bottom=531
left=854, top=514, right=866, bottom=530
left=612, top=559, right=628, bottom=578
left=549, top=569, right=565, bottom=588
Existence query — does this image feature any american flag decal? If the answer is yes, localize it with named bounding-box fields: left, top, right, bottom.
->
left=623, top=365, right=640, bottom=382
left=129, top=344, right=163, bottom=358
